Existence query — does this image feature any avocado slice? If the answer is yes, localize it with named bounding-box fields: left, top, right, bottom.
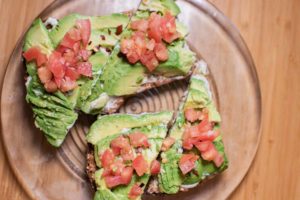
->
left=157, top=62, right=228, bottom=193
left=87, top=112, right=173, bottom=200
left=139, top=0, right=181, bottom=16
left=24, top=19, right=78, bottom=147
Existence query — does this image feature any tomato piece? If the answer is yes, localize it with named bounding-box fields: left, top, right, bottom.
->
left=60, top=33, right=78, bottom=49
left=132, top=31, right=147, bottom=57
left=128, top=132, right=150, bottom=148
left=37, top=66, right=53, bottom=84
left=100, top=149, right=115, bottom=168
left=130, top=19, right=149, bottom=32
left=47, top=51, right=65, bottom=79
left=68, top=28, right=81, bottom=41
left=179, top=154, right=199, bottom=175
left=60, top=77, right=77, bottom=92
left=44, top=80, right=58, bottom=93
left=197, top=118, right=213, bottom=133
left=76, top=19, right=91, bottom=48
left=161, top=12, right=180, bottom=43
left=102, top=168, right=112, bottom=177
left=128, top=184, right=143, bottom=200
left=23, top=46, right=48, bottom=66
left=65, top=67, right=80, bottom=80
left=196, top=130, right=219, bottom=141
left=121, top=167, right=133, bottom=185
left=104, top=175, right=123, bottom=189
left=146, top=39, right=156, bottom=51
left=63, top=50, right=77, bottom=67
left=77, top=49, right=91, bottom=61
left=76, top=62, right=92, bottom=77
left=213, top=153, right=224, bottom=167
left=110, top=159, right=125, bottom=176
left=127, top=51, right=140, bottom=64
left=154, top=42, right=168, bottom=61
left=194, top=141, right=212, bottom=152
left=150, top=160, right=161, bottom=175
left=201, top=144, right=218, bottom=161
left=132, top=155, right=148, bottom=176
left=186, top=125, right=201, bottom=138
left=140, top=50, right=159, bottom=72
left=161, top=137, right=176, bottom=151
left=121, top=39, right=135, bottom=54
left=148, top=12, right=162, bottom=43
left=121, top=148, right=135, bottom=161
left=184, top=108, right=202, bottom=123
left=110, top=136, right=131, bottom=155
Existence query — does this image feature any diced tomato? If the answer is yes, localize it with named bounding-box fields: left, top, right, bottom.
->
left=77, top=49, right=91, bottom=61
left=23, top=46, right=48, bottom=66
left=128, top=132, right=150, bottom=148
left=72, top=41, right=81, bottom=54
left=121, top=148, right=135, bottom=161
left=128, top=184, right=143, bottom=200
left=76, top=19, right=91, bottom=48
left=213, top=153, right=224, bottom=167
left=100, top=149, right=115, bottom=168
left=60, top=33, right=78, bottom=49
left=194, top=141, right=212, bottom=152
left=102, top=168, right=112, bottom=177
left=132, top=154, right=148, bottom=176
left=110, top=158, right=125, bottom=176
left=140, top=50, right=159, bottom=72
left=130, top=19, right=149, bottom=32
left=76, top=62, right=92, bottom=77
left=65, top=67, right=80, bottom=80
left=196, top=130, right=219, bottom=141
left=44, top=80, right=58, bottom=93
left=161, top=12, right=180, bottom=43
left=47, top=51, right=65, bottom=79
left=121, top=39, right=135, bottom=54
left=37, top=66, right=53, bottom=84
left=197, top=118, right=213, bottom=133
left=154, top=42, right=168, bottom=61
left=150, top=160, right=161, bottom=175
left=146, top=39, right=156, bottom=51
left=182, top=138, right=194, bottom=150
left=184, top=108, right=202, bottom=123
left=60, top=77, right=77, bottom=92
left=110, top=136, right=131, bottom=155
left=127, top=51, right=140, bottom=64
left=104, top=175, right=123, bottom=189
left=68, top=28, right=81, bottom=41
left=161, top=137, right=175, bottom=151
left=201, top=144, right=218, bottom=161
left=121, top=167, right=133, bottom=185
left=148, top=12, right=162, bottom=43
left=186, top=125, right=201, bottom=138
left=63, top=50, right=77, bottom=67
left=179, top=154, right=199, bottom=175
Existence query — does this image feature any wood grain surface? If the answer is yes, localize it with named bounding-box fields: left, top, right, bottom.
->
left=0, top=0, right=299, bottom=200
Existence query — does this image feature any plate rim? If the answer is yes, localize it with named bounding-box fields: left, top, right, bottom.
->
left=0, top=0, right=262, bottom=199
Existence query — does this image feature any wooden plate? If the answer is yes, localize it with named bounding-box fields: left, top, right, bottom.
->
left=0, top=0, right=261, bottom=199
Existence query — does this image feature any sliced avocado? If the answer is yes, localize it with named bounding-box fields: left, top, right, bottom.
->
left=90, top=13, right=129, bottom=30
left=23, top=18, right=54, bottom=54
left=139, top=0, right=181, bottom=16
left=49, top=13, right=86, bottom=48
left=87, top=111, right=173, bottom=144
left=154, top=41, right=196, bottom=77
left=24, top=18, right=78, bottom=147
left=88, top=29, right=120, bottom=50
left=102, top=47, right=146, bottom=96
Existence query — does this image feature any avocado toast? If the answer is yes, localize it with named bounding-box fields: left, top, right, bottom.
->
left=23, top=13, right=131, bottom=146
left=86, top=112, right=173, bottom=200
left=146, top=61, right=228, bottom=194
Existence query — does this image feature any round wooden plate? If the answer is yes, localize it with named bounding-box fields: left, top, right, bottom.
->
left=1, top=0, right=261, bottom=199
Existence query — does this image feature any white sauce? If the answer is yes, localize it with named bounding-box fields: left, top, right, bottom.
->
left=25, top=76, right=32, bottom=88
left=44, top=17, right=58, bottom=30
left=181, top=182, right=199, bottom=189
left=195, top=59, right=209, bottom=75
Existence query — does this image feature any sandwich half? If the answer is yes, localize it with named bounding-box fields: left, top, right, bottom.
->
left=147, top=60, right=228, bottom=194
left=86, top=112, right=173, bottom=200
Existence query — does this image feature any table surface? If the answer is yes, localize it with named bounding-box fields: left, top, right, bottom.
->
left=0, top=0, right=299, bottom=199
